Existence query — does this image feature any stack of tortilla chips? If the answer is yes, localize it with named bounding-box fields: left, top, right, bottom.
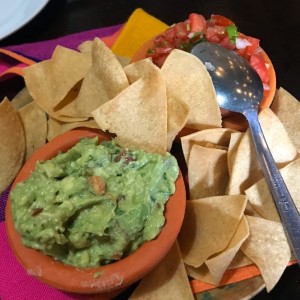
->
left=1, top=37, right=300, bottom=297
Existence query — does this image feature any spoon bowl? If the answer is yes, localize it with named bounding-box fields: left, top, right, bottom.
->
left=191, top=42, right=300, bottom=265
left=191, top=42, right=264, bottom=114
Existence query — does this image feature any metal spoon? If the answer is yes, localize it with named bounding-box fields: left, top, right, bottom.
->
left=191, top=42, right=300, bottom=264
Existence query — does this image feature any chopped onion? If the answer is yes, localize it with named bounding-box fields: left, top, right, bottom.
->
left=263, top=83, right=270, bottom=90
left=204, top=61, right=216, bottom=72
left=235, top=38, right=252, bottom=49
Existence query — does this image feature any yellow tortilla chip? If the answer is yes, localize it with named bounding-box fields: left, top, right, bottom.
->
left=161, top=49, right=222, bottom=130
left=245, top=157, right=300, bottom=222
left=0, top=98, right=25, bottom=193
left=77, top=40, right=93, bottom=53
left=11, top=87, right=33, bottom=110
left=181, top=128, right=235, bottom=165
left=74, top=38, right=129, bottom=117
left=186, top=216, right=249, bottom=285
left=227, top=131, right=243, bottom=177
left=23, top=46, right=91, bottom=121
left=124, top=58, right=190, bottom=150
left=92, top=72, right=167, bottom=154
left=178, top=195, right=247, bottom=267
left=228, top=250, right=254, bottom=270
left=47, top=117, right=100, bottom=141
left=129, top=241, right=194, bottom=300
left=124, top=58, right=157, bottom=84
left=227, top=108, right=297, bottom=194
left=19, top=102, right=47, bottom=160
left=241, top=216, right=291, bottom=292
left=188, top=144, right=228, bottom=199
left=271, top=87, right=300, bottom=152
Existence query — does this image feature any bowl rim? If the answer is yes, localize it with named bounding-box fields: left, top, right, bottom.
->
left=5, top=128, right=186, bottom=294
left=131, top=38, right=276, bottom=132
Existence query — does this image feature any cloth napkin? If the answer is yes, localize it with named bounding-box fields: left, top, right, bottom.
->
left=0, top=8, right=168, bottom=300
left=0, top=8, right=168, bottom=79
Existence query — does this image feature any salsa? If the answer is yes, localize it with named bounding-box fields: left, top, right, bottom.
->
left=10, top=138, right=179, bottom=268
left=147, top=13, right=269, bottom=88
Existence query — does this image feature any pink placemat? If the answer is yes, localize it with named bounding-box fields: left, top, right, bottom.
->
left=0, top=24, right=123, bottom=300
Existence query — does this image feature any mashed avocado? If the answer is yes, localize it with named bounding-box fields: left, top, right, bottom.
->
left=11, top=138, right=179, bottom=268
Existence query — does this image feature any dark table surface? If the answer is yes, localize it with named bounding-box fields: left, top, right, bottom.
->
left=1, top=0, right=300, bottom=299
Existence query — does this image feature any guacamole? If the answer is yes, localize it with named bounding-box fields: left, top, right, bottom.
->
left=11, top=138, right=179, bottom=268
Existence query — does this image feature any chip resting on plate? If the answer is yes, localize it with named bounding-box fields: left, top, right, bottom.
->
left=271, top=87, right=300, bottom=151
left=0, top=98, right=25, bottom=193
left=73, top=38, right=129, bottom=117
left=161, top=49, right=222, bottom=130
left=245, top=157, right=300, bottom=222
left=23, top=45, right=92, bottom=122
left=124, top=58, right=190, bottom=150
left=47, top=117, right=99, bottom=141
left=188, top=144, right=228, bottom=199
left=178, top=195, right=247, bottom=268
left=241, top=215, right=291, bottom=292
left=186, top=215, right=249, bottom=285
left=92, top=71, right=168, bottom=154
left=181, top=128, right=235, bottom=166
left=129, top=241, right=194, bottom=300
left=227, top=108, right=297, bottom=194
left=18, top=102, right=47, bottom=160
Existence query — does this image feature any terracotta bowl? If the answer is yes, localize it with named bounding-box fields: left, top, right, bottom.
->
left=5, top=128, right=186, bottom=297
left=131, top=39, right=276, bottom=132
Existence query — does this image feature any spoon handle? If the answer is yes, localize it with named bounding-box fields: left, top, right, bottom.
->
left=245, top=109, right=300, bottom=264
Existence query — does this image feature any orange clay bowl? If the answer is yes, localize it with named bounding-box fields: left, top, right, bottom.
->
left=5, top=128, right=186, bottom=297
left=131, top=39, right=276, bottom=132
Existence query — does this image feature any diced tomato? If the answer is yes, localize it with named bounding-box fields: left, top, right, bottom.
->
left=189, top=13, right=206, bottom=32
left=205, top=25, right=227, bottom=43
left=89, top=176, right=106, bottom=195
left=250, top=53, right=269, bottom=83
left=219, top=35, right=236, bottom=50
left=163, top=27, right=176, bottom=43
left=147, top=13, right=268, bottom=85
left=155, top=54, right=169, bottom=68
left=244, top=36, right=260, bottom=57
left=174, top=21, right=190, bottom=39
left=155, top=47, right=173, bottom=54
left=210, top=14, right=235, bottom=27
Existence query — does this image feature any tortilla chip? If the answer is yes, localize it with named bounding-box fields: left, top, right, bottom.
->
left=178, top=195, right=247, bottom=267
left=188, top=144, right=228, bottom=199
left=47, top=117, right=100, bottom=141
left=244, top=202, right=263, bottom=218
left=227, top=108, right=297, bottom=194
left=23, top=46, right=91, bottom=121
left=228, top=250, right=254, bottom=270
left=74, top=38, right=129, bottom=117
left=124, top=58, right=158, bottom=84
left=0, top=98, right=25, bottom=193
left=181, top=128, right=235, bottom=165
left=11, top=87, right=33, bottom=110
left=78, top=40, right=93, bottom=53
left=129, top=241, right=194, bottom=300
left=166, top=95, right=190, bottom=150
left=161, top=49, right=221, bottom=130
left=227, top=132, right=243, bottom=177
left=92, top=71, right=167, bottom=154
left=186, top=216, right=249, bottom=285
left=245, top=158, right=300, bottom=222
left=241, top=216, right=291, bottom=292
left=116, top=55, right=131, bottom=67
left=125, top=59, right=190, bottom=149
left=19, top=102, right=47, bottom=160
left=271, top=87, right=300, bottom=151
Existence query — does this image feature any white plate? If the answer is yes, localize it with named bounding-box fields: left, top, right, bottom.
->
left=0, top=0, right=49, bottom=40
